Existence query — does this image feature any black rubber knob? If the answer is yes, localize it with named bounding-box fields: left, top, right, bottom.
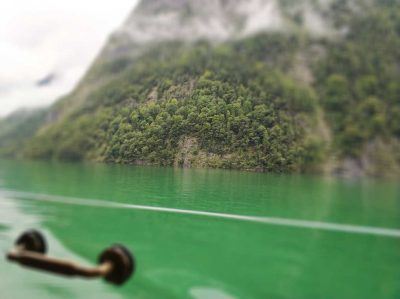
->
left=15, top=230, right=47, bottom=254
left=98, top=244, right=135, bottom=285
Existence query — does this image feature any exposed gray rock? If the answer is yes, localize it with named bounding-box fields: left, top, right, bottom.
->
left=100, top=0, right=350, bottom=61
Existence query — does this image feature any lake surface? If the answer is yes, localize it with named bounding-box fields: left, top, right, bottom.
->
left=0, top=159, right=399, bottom=299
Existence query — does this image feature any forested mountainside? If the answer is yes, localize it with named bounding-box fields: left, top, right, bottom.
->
left=0, top=109, right=46, bottom=156
left=1, top=0, right=399, bottom=176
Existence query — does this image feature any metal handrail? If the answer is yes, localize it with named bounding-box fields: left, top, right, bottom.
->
left=5, top=230, right=134, bottom=285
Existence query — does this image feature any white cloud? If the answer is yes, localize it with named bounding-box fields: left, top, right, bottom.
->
left=0, top=0, right=138, bottom=117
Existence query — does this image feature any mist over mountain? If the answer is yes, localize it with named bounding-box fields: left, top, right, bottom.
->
left=0, top=108, right=45, bottom=151
left=102, top=0, right=354, bottom=60
left=1, top=0, right=399, bottom=177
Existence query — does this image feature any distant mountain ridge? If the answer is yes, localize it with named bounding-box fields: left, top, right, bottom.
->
left=102, top=0, right=352, bottom=60
left=0, top=108, right=45, bottom=154
left=1, top=0, right=399, bottom=177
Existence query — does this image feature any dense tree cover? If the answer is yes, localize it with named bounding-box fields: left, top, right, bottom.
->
left=24, top=34, right=320, bottom=172
left=3, top=0, right=400, bottom=174
left=315, top=0, right=400, bottom=157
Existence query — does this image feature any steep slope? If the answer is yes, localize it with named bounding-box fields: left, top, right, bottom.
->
left=1, top=0, right=400, bottom=176
left=24, top=35, right=322, bottom=172
left=99, top=0, right=356, bottom=62
left=0, top=109, right=46, bottom=157
left=315, top=0, right=400, bottom=175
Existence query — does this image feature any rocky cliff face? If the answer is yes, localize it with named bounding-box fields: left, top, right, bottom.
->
left=101, top=0, right=347, bottom=61
left=1, top=0, right=399, bottom=177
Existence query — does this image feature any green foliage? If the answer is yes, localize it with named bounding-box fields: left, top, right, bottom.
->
left=23, top=34, right=319, bottom=172
left=7, top=0, right=400, bottom=174
left=315, top=1, right=400, bottom=157
left=0, top=109, right=46, bottom=157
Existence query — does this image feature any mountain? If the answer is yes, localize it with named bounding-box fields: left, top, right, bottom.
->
left=0, top=108, right=46, bottom=157
left=1, top=0, right=400, bottom=176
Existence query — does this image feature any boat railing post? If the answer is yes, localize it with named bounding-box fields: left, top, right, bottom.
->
left=5, top=230, right=135, bottom=286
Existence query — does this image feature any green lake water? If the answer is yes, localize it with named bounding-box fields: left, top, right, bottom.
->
left=0, top=159, right=399, bottom=299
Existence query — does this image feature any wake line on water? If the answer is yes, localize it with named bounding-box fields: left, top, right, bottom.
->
left=2, top=189, right=400, bottom=238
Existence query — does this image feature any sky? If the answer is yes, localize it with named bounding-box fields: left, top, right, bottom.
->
left=0, top=0, right=139, bottom=117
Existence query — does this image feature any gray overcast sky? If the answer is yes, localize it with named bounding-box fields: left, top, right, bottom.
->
left=0, top=0, right=139, bottom=117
